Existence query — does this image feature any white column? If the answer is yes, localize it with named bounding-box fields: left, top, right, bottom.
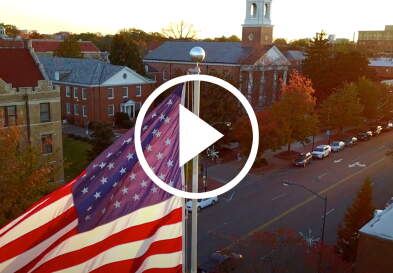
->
left=283, top=69, right=288, bottom=85
left=272, top=71, right=278, bottom=104
left=247, top=70, right=253, bottom=102
left=258, top=71, right=265, bottom=107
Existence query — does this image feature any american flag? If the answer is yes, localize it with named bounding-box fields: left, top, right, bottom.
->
left=0, top=85, right=184, bottom=272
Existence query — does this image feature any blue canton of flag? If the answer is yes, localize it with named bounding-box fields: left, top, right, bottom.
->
left=73, top=85, right=183, bottom=232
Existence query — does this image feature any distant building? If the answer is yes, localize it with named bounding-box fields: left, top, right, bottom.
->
left=144, top=0, right=291, bottom=110
left=356, top=204, right=393, bottom=273
left=39, top=56, right=155, bottom=128
left=284, top=50, right=305, bottom=72
left=369, top=58, right=393, bottom=82
left=358, top=25, right=393, bottom=54
left=31, top=39, right=104, bottom=60
left=0, top=45, right=64, bottom=182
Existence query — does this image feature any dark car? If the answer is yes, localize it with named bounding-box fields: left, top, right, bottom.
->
left=293, top=152, right=312, bottom=167
left=198, top=252, right=243, bottom=273
left=357, top=132, right=370, bottom=141
left=344, top=137, right=358, bottom=147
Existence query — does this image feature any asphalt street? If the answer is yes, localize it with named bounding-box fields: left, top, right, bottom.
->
left=189, top=130, right=393, bottom=265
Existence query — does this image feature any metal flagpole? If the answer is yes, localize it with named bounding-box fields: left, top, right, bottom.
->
left=189, top=47, right=205, bottom=273
left=180, top=85, right=187, bottom=273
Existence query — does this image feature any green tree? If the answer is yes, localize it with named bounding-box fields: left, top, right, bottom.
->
left=355, top=77, right=387, bottom=121
left=269, top=70, right=318, bottom=152
left=303, top=31, right=332, bottom=103
left=0, top=127, right=59, bottom=226
left=273, top=38, right=288, bottom=50
left=88, top=122, right=114, bottom=161
left=0, top=23, right=20, bottom=37
left=336, top=177, right=375, bottom=262
left=54, top=38, right=83, bottom=58
left=203, top=35, right=241, bottom=42
left=288, top=38, right=311, bottom=50
left=71, top=32, right=113, bottom=52
left=319, top=83, right=364, bottom=134
left=109, top=33, right=145, bottom=75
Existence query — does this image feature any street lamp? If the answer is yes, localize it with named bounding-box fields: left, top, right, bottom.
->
left=282, top=180, right=327, bottom=273
left=202, top=121, right=231, bottom=192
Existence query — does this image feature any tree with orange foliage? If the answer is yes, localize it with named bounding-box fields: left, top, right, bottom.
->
left=232, top=109, right=283, bottom=167
left=0, top=127, right=60, bottom=226
left=270, top=70, right=318, bottom=152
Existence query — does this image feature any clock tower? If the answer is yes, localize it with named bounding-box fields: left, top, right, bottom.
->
left=242, top=0, right=273, bottom=48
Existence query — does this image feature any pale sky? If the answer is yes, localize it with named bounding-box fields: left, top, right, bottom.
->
left=2, top=0, right=392, bottom=41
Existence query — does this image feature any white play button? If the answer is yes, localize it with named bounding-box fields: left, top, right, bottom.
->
left=179, top=105, right=224, bottom=167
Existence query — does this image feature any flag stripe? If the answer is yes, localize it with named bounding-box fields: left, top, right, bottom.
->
left=0, top=207, right=77, bottom=263
left=135, top=252, right=183, bottom=273
left=0, top=194, right=74, bottom=248
left=89, top=238, right=182, bottom=273
left=1, top=222, right=78, bottom=273
left=30, top=209, right=182, bottom=272
left=139, top=265, right=182, bottom=273
left=50, top=224, right=182, bottom=273
left=27, top=198, right=182, bottom=271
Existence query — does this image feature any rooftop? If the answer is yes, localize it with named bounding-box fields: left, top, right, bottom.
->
left=39, top=56, right=125, bottom=85
left=0, top=48, right=44, bottom=88
left=31, top=39, right=100, bottom=53
left=369, top=58, right=393, bottom=67
left=144, top=41, right=256, bottom=64
left=360, top=203, right=393, bottom=241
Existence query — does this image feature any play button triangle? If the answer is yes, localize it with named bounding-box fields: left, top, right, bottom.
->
left=179, top=105, right=224, bottom=167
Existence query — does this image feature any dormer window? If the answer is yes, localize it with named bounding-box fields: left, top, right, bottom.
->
left=123, top=73, right=127, bottom=79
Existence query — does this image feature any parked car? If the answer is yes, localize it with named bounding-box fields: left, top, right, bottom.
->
left=186, top=197, right=218, bottom=212
left=331, top=141, right=345, bottom=152
left=311, top=145, right=331, bottom=159
left=366, top=130, right=373, bottom=137
left=344, top=137, right=358, bottom=147
left=198, top=252, right=243, bottom=273
left=373, top=126, right=383, bottom=135
left=357, top=132, right=370, bottom=141
left=293, top=152, right=312, bottom=167
left=385, top=122, right=393, bottom=131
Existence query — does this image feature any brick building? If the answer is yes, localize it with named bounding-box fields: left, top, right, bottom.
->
left=358, top=25, right=393, bottom=54
left=356, top=204, right=393, bottom=273
left=144, top=0, right=291, bottom=109
left=0, top=45, right=64, bottom=182
left=39, top=56, right=155, bottom=128
left=369, top=58, right=393, bottom=82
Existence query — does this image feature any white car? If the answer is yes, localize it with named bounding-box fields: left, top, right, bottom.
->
left=311, top=145, right=331, bottom=159
left=186, top=197, right=218, bottom=212
left=331, top=141, right=345, bottom=152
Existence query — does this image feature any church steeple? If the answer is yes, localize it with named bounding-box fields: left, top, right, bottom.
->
left=242, top=0, right=273, bottom=48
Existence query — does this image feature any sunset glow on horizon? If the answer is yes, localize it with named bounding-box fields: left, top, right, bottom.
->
left=2, top=0, right=393, bottom=41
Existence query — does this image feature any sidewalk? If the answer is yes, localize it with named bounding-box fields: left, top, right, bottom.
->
left=207, top=133, right=331, bottom=185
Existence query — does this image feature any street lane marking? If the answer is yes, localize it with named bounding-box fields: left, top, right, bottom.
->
left=226, top=157, right=386, bottom=250
left=349, top=162, right=367, bottom=168
left=318, top=173, right=328, bottom=179
left=334, top=159, right=343, bottom=163
left=272, top=193, right=287, bottom=201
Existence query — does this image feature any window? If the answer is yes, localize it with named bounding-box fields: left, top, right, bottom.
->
left=66, top=103, right=71, bottom=114
left=251, top=3, right=257, bottom=17
left=122, top=87, right=128, bottom=98
left=107, top=88, right=114, bottom=99
left=136, top=85, right=142, bottom=97
left=163, top=71, right=168, bottom=81
left=82, top=88, right=88, bottom=100
left=74, top=104, right=79, bottom=115
left=73, top=87, right=78, bottom=99
left=65, top=86, right=71, bottom=97
left=123, top=73, right=127, bottom=79
left=41, top=134, right=53, bottom=154
left=108, top=104, right=114, bottom=116
left=3, top=105, right=17, bottom=127
left=40, top=103, right=50, bottom=123
left=82, top=105, right=87, bottom=117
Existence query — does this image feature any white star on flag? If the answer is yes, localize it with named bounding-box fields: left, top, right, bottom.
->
left=81, top=187, right=88, bottom=194
left=147, top=145, right=153, bottom=152
left=165, top=138, right=171, bottom=145
left=133, top=194, right=140, bottom=201
left=101, top=177, right=108, bottom=184
left=107, top=163, right=114, bottom=170
left=122, top=187, right=129, bottom=195
left=156, top=152, right=164, bottom=160
left=140, top=180, right=148, bottom=187
left=120, top=168, right=126, bottom=175
left=159, top=114, right=165, bottom=121
left=94, top=192, right=101, bottom=199
left=164, top=117, right=171, bottom=124
left=114, top=201, right=121, bottom=208
left=99, top=162, right=106, bottom=169
left=167, top=160, right=174, bottom=167
left=129, top=173, right=136, bottom=180
left=127, top=153, right=134, bottom=160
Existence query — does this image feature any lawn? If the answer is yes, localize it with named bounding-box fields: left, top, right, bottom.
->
left=63, top=136, right=92, bottom=182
